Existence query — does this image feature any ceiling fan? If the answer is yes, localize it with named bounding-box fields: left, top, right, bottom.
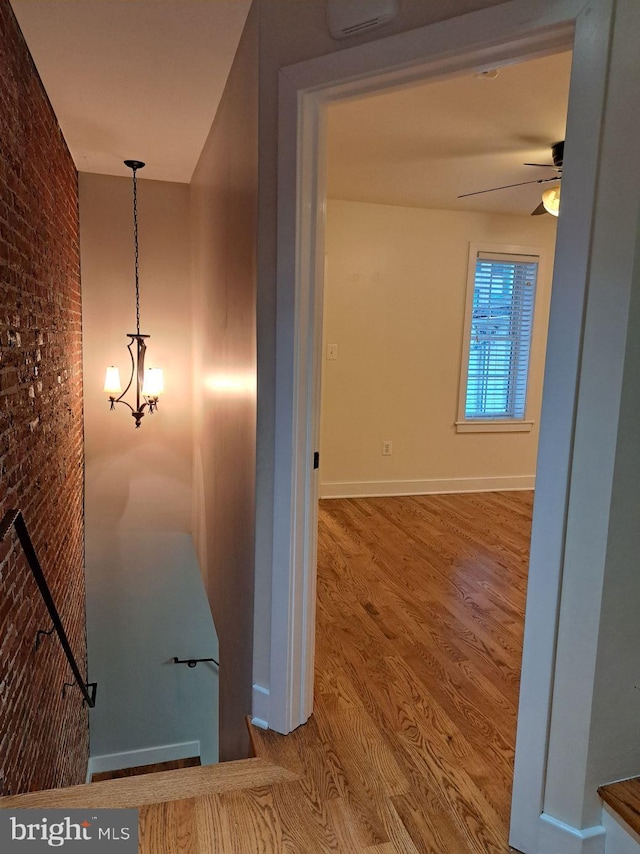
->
left=458, top=140, right=564, bottom=216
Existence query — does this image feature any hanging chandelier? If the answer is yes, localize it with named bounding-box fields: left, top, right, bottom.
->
left=103, top=160, right=164, bottom=428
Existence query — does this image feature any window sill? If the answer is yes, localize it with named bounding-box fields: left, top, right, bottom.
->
left=455, top=420, right=534, bottom=434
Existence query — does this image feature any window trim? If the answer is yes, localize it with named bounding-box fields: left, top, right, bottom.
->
left=456, top=242, right=542, bottom=434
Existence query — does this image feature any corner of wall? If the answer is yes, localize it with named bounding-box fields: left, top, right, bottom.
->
left=251, top=683, right=270, bottom=729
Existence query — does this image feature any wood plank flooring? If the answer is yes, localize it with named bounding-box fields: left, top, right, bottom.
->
left=1, top=492, right=531, bottom=851
left=146, top=491, right=532, bottom=852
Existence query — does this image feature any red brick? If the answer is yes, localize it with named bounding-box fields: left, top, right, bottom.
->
left=0, top=0, right=87, bottom=796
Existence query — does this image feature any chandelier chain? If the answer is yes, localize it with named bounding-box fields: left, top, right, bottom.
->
left=132, top=166, right=140, bottom=336
left=107, top=159, right=161, bottom=429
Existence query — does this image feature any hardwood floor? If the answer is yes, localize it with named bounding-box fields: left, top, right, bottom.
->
left=145, top=491, right=532, bottom=852
left=1, top=492, right=531, bottom=851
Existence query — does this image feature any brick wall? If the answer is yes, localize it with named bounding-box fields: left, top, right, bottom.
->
left=0, top=0, right=87, bottom=795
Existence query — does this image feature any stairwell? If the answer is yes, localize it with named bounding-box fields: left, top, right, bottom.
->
left=0, top=755, right=296, bottom=812
left=0, top=723, right=299, bottom=852
left=599, top=780, right=640, bottom=854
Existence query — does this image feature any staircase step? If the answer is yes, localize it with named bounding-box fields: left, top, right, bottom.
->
left=91, top=756, right=201, bottom=783
left=0, top=757, right=297, bottom=810
left=599, top=777, right=640, bottom=838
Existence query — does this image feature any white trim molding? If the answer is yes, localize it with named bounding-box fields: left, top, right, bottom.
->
left=272, top=0, right=581, bottom=738
left=455, top=420, right=534, bottom=433
left=538, top=813, right=606, bottom=854
left=320, top=476, right=535, bottom=499
left=87, top=740, right=201, bottom=778
left=251, top=683, right=270, bottom=730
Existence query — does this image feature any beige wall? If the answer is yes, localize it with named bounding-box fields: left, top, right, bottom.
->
left=320, top=200, right=557, bottom=495
left=190, top=3, right=258, bottom=762
left=80, top=173, right=219, bottom=766
left=81, top=173, right=193, bottom=531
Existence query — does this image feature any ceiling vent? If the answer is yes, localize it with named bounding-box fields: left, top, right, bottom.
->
left=327, top=0, right=400, bottom=40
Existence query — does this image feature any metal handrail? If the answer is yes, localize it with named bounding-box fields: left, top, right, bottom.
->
left=0, top=509, right=97, bottom=708
left=173, top=657, right=219, bottom=668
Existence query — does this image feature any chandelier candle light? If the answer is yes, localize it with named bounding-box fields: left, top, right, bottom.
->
left=104, top=160, right=164, bottom=428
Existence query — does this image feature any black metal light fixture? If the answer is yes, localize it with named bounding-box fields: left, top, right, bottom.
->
left=104, top=160, right=164, bottom=428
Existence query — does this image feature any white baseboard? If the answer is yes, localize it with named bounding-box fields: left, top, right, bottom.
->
left=87, top=740, right=201, bottom=779
left=603, top=805, right=640, bottom=854
left=538, top=813, right=606, bottom=854
left=251, top=683, right=270, bottom=730
left=319, top=475, right=535, bottom=499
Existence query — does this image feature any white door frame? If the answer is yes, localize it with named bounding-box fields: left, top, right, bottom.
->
left=268, top=0, right=632, bottom=849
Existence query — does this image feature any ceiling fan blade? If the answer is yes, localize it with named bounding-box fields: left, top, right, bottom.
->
left=458, top=176, right=558, bottom=199
left=531, top=201, right=547, bottom=216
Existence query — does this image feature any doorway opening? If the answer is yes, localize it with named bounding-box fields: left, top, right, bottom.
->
left=268, top=1, right=625, bottom=850
left=313, top=50, right=570, bottom=848
left=319, top=51, right=571, bottom=499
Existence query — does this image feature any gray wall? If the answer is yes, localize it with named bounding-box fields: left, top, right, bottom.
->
left=86, top=533, right=219, bottom=766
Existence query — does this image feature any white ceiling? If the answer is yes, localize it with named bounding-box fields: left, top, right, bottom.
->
left=10, top=0, right=251, bottom=183
left=9, top=2, right=571, bottom=207
left=327, top=51, right=573, bottom=216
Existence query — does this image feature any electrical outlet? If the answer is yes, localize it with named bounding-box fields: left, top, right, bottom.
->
left=382, top=440, right=392, bottom=456
left=326, top=344, right=338, bottom=361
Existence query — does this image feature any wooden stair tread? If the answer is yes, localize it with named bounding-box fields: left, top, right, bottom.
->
left=599, top=778, right=640, bottom=836
left=0, top=758, right=297, bottom=810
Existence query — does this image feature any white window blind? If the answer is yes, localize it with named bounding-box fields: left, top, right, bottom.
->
left=464, top=251, right=538, bottom=420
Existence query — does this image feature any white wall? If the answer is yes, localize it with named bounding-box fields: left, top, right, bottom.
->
left=320, top=199, right=557, bottom=496
left=588, top=251, right=640, bottom=792
left=603, top=808, right=640, bottom=854
left=80, top=172, right=219, bottom=767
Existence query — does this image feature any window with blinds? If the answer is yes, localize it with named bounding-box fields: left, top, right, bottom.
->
left=462, top=250, right=538, bottom=421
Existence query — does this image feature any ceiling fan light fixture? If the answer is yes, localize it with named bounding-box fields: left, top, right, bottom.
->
left=542, top=185, right=561, bottom=217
